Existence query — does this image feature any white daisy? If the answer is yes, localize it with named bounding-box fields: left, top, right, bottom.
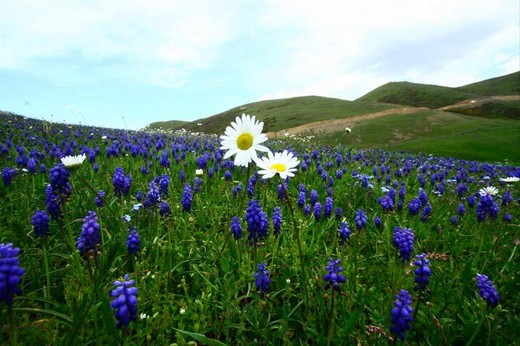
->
left=220, top=114, right=269, bottom=167
left=60, top=154, right=86, bottom=168
left=255, top=150, right=300, bottom=180
left=499, top=177, right=520, bottom=183
left=479, top=186, right=499, bottom=196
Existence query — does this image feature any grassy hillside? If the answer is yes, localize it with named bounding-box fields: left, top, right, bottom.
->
left=355, top=82, right=478, bottom=108
left=446, top=98, right=520, bottom=120
left=457, top=71, right=520, bottom=95
left=179, top=96, right=400, bottom=134
left=144, top=120, right=190, bottom=131
left=317, top=109, right=520, bottom=165
left=356, top=71, right=519, bottom=109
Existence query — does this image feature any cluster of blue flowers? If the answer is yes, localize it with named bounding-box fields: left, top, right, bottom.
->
left=31, top=210, right=50, bottom=238
left=76, top=211, right=101, bottom=259
left=392, top=226, right=415, bottom=262
left=181, top=183, right=192, bottom=212
left=245, top=199, right=268, bottom=244
left=390, top=290, right=414, bottom=340
left=126, top=227, right=140, bottom=255
left=110, top=274, right=138, bottom=328
left=254, top=263, right=271, bottom=293
left=272, top=206, right=282, bottom=236
left=0, top=243, right=25, bottom=306
left=476, top=274, right=500, bottom=308
left=112, top=166, right=132, bottom=197
left=413, top=253, right=431, bottom=291
left=323, top=258, right=346, bottom=292
left=476, top=194, right=499, bottom=222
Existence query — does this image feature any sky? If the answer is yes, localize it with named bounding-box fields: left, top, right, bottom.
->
left=0, top=0, right=518, bottom=130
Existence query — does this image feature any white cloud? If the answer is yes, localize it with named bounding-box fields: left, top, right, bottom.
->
left=254, top=0, right=519, bottom=100
left=0, top=0, right=517, bottom=108
left=0, top=0, right=239, bottom=86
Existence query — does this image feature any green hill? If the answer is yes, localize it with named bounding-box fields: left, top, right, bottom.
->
left=355, top=81, right=478, bottom=108
left=144, top=120, right=190, bottom=131
left=356, top=71, right=519, bottom=109
left=178, top=96, right=400, bottom=134
left=457, top=71, right=520, bottom=95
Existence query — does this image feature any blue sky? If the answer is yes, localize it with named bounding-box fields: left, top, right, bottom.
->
left=0, top=0, right=518, bottom=130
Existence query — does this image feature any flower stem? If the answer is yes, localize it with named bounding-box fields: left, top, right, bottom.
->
left=42, top=238, right=51, bottom=307
left=280, top=180, right=307, bottom=286
left=9, top=304, right=18, bottom=346
left=75, top=172, right=104, bottom=203
left=217, top=165, right=251, bottom=261
left=327, top=292, right=336, bottom=346
left=466, top=309, right=487, bottom=345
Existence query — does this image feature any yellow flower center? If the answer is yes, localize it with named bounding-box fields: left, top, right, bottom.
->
left=270, top=163, right=286, bottom=172
left=236, top=132, right=254, bottom=150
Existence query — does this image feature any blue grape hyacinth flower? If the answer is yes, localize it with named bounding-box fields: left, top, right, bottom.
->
left=254, top=263, right=270, bottom=293
left=231, top=216, right=242, bottom=239
left=393, top=226, right=414, bottom=262
left=476, top=274, right=499, bottom=308
left=390, top=289, right=414, bottom=341
left=0, top=243, right=25, bottom=306
left=245, top=199, right=268, bottom=244
left=323, top=258, right=346, bottom=292
left=76, top=211, right=101, bottom=259
left=110, top=274, right=138, bottom=328
left=126, top=227, right=140, bottom=255
left=32, top=210, right=50, bottom=238
left=413, top=253, right=431, bottom=291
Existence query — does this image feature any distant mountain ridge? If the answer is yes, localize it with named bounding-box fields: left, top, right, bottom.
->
left=355, top=71, right=519, bottom=109
left=143, top=71, right=519, bottom=163
left=146, top=71, right=519, bottom=132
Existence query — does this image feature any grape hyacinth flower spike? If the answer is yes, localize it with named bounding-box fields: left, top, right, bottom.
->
left=392, top=226, right=415, bottom=262
left=389, top=290, right=414, bottom=341
left=323, top=258, right=346, bottom=292
left=0, top=243, right=25, bottom=306
left=32, top=210, right=50, bottom=238
left=254, top=263, right=271, bottom=293
left=476, top=274, right=499, bottom=308
left=76, top=211, right=101, bottom=261
left=413, top=253, right=431, bottom=291
left=110, top=274, right=138, bottom=328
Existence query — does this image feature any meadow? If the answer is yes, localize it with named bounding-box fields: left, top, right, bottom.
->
left=1, top=112, right=519, bottom=345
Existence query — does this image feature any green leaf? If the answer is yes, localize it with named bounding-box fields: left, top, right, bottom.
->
left=173, top=328, right=228, bottom=346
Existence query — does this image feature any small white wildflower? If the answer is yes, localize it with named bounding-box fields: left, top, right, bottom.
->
left=479, top=186, right=498, bottom=196
left=179, top=308, right=186, bottom=315
left=132, top=203, right=143, bottom=211
left=345, top=127, right=352, bottom=133
left=499, top=177, right=519, bottom=183
left=60, top=154, right=86, bottom=168
left=122, top=214, right=131, bottom=222
left=195, top=169, right=203, bottom=176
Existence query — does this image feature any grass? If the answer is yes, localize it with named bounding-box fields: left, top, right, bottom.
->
left=0, top=113, right=519, bottom=344
left=447, top=99, right=520, bottom=120
left=457, top=71, right=520, bottom=96
left=356, top=71, right=519, bottom=108
left=356, top=82, right=478, bottom=108
left=309, top=110, right=520, bottom=165
left=138, top=71, right=519, bottom=167
left=177, top=96, right=400, bottom=134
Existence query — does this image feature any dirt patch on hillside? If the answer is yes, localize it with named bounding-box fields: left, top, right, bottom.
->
left=266, top=107, right=429, bottom=138
left=439, top=95, right=520, bottom=111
